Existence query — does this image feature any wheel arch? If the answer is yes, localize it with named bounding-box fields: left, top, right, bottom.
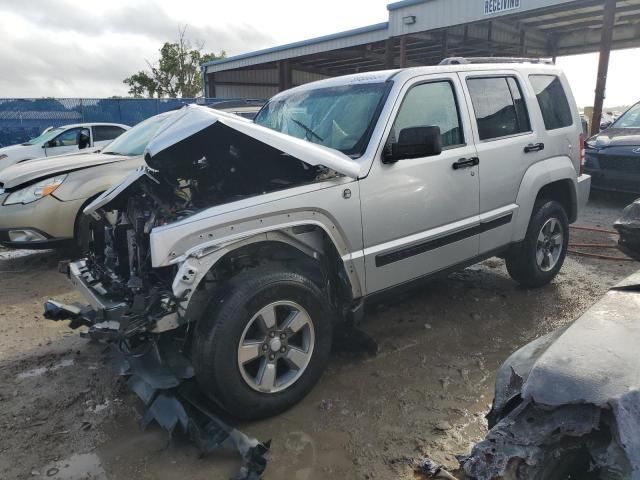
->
left=512, top=157, right=578, bottom=242
left=173, top=226, right=362, bottom=326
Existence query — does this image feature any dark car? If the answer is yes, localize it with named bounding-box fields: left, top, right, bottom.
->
left=584, top=101, right=640, bottom=194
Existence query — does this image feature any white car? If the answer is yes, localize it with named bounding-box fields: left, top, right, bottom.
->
left=0, top=122, right=130, bottom=172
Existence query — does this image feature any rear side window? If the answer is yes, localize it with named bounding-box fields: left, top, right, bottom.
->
left=529, top=75, right=573, bottom=130
left=93, top=125, right=126, bottom=142
left=467, top=77, right=531, bottom=141
left=392, top=80, right=464, bottom=149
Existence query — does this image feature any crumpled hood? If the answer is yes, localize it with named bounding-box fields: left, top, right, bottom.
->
left=515, top=270, right=640, bottom=407
left=144, top=104, right=360, bottom=179
left=0, top=152, right=126, bottom=189
left=590, top=128, right=640, bottom=148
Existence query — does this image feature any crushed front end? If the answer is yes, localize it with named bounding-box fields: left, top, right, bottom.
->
left=45, top=168, right=188, bottom=341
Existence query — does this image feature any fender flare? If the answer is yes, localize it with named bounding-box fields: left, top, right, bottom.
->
left=512, top=156, right=578, bottom=242
left=171, top=225, right=364, bottom=313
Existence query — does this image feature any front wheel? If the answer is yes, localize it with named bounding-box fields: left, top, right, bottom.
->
left=506, top=200, right=569, bottom=288
left=192, top=266, right=333, bottom=420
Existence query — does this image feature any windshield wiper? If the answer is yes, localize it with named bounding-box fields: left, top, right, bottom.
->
left=292, top=119, right=324, bottom=142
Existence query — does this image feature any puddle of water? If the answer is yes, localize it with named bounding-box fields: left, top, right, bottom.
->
left=41, top=453, right=107, bottom=480
left=0, top=248, right=53, bottom=260
left=17, top=358, right=75, bottom=379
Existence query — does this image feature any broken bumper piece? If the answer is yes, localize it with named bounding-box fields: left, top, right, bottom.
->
left=45, top=259, right=177, bottom=341
left=111, top=338, right=269, bottom=480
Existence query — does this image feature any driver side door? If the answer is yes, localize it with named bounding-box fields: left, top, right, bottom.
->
left=43, top=127, right=90, bottom=157
left=360, top=74, right=481, bottom=294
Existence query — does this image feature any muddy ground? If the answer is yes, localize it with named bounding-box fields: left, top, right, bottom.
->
left=0, top=191, right=637, bottom=480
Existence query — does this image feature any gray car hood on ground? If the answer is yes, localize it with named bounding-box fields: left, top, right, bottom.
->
left=0, top=152, right=126, bottom=189
left=481, top=270, right=640, bottom=478
left=144, top=104, right=361, bottom=179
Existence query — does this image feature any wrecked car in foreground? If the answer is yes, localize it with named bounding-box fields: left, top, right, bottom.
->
left=457, top=269, right=640, bottom=480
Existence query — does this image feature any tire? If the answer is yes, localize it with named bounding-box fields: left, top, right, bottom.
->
left=74, top=194, right=102, bottom=254
left=192, top=265, right=333, bottom=420
left=506, top=199, right=569, bottom=288
left=75, top=211, right=93, bottom=254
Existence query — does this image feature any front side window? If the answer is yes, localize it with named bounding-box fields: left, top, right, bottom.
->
left=612, top=102, right=640, bottom=128
left=529, top=75, right=573, bottom=130
left=254, top=83, right=389, bottom=158
left=51, top=127, right=89, bottom=147
left=467, top=76, right=531, bottom=141
left=391, top=80, right=464, bottom=149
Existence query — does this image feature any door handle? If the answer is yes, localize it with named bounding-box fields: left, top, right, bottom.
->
left=452, top=157, right=479, bottom=170
left=524, top=142, right=545, bottom=153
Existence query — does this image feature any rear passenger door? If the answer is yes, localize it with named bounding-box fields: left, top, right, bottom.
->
left=458, top=71, right=541, bottom=254
left=92, top=125, right=127, bottom=148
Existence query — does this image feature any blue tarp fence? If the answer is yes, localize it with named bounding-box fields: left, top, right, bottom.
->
left=0, top=97, right=232, bottom=147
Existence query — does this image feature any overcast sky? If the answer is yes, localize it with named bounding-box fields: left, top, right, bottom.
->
left=0, top=0, right=637, bottom=108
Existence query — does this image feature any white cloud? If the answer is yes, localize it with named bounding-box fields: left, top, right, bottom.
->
left=0, top=0, right=637, bottom=108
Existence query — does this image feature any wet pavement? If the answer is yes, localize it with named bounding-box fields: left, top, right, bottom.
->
left=0, top=191, right=637, bottom=480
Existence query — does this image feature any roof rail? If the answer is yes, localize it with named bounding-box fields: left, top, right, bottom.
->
left=439, top=57, right=554, bottom=66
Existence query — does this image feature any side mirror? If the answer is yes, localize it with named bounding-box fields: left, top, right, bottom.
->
left=383, top=126, right=442, bottom=163
left=44, top=140, right=56, bottom=148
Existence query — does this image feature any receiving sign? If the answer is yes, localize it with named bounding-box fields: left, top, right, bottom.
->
left=483, top=0, right=521, bottom=15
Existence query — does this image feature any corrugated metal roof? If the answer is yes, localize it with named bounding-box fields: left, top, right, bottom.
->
left=387, top=0, right=430, bottom=11
left=203, top=22, right=389, bottom=72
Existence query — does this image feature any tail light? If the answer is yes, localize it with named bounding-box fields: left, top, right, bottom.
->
left=579, top=133, right=585, bottom=175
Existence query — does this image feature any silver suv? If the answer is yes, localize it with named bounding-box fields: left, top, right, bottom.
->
left=48, top=59, right=591, bottom=420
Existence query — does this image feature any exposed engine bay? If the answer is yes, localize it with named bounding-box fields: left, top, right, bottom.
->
left=64, top=120, right=337, bottom=340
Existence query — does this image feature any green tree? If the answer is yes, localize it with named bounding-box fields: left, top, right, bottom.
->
left=124, top=27, right=225, bottom=98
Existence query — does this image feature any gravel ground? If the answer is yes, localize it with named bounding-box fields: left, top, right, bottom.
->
left=0, top=191, right=637, bottom=480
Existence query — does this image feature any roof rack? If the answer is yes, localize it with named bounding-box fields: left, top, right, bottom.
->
left=438, top=57, right=554, bottom=66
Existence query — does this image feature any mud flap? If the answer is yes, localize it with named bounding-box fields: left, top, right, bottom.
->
left=107, top=340, right=270, bottom=480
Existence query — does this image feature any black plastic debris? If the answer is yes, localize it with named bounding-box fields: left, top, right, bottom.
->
left=108, top=338, right=270, bottom=479
left=413, top=457, right=458, bottom=479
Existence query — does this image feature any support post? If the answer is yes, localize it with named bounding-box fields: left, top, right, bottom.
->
left=278, top=61, right=292, bottom=92
left=592, top=0, right=616, bottom=135
left=385, top=38, right=395, bottom=68
left=441, top=30, right=449, bottom=61
left=400, top=36, right=408, bottom=68
left=208, top=73, right=215, bottom=98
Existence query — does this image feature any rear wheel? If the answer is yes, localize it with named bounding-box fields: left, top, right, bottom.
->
left=192, top=265, right=333, bottom=420
left=506, top=200, right=569, bottom=288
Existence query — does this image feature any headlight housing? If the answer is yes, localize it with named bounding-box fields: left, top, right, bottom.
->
left=4, top=174, right=67, bottom=205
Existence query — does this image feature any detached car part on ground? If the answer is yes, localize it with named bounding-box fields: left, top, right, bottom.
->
left=45, top=63, right=590, bottom=421
left=457, top=269, right=640, bottom=480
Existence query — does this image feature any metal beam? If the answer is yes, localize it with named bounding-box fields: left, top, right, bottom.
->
left=592, top=0, right=616, bottom=135
left=278, top=60, right=292, bottom=92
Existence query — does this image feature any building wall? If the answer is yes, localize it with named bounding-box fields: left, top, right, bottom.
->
left=210, top=69, right=328, bottom=99
left=388, top=0, right=576, bottom=36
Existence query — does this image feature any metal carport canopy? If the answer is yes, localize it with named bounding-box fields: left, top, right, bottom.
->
left=202, top=0, right=640, bottom=131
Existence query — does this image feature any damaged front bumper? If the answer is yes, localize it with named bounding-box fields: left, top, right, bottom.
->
left=45, top=261, right=270, bottom=480
left=45, top=259, right=180, bottom=340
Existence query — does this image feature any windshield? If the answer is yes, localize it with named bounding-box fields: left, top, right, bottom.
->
left=24, top=127, right=65, bottom=145
left=612, top=102, right=640, bottom=128
left=102, top=114, right=169, bottom=156
left=254, top=83, right=389, bottom=157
